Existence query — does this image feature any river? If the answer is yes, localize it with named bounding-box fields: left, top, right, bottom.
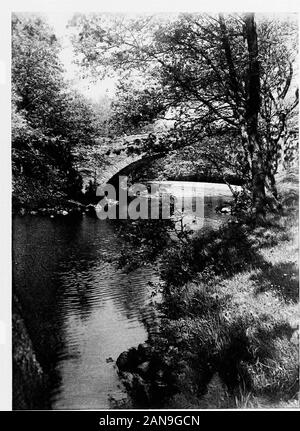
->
left=12, top=181, right=238, bottom=409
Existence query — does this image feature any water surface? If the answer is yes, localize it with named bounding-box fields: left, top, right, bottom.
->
left=13, top=181, right=236, bottom=409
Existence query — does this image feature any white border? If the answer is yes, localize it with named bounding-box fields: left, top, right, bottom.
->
left=0, top=3, right=11, bottom=412
left=1, top=0, right=299, bottom=412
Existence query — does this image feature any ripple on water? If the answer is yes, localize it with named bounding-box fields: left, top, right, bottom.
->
left=13, top=181, right=234, bottom=409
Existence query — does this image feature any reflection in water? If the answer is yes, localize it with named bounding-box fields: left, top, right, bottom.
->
left=12, top=181, right=235, bottom=409
left=13, top=215, right=158, bottom=409
left=53, top=266, right=156, bottom=409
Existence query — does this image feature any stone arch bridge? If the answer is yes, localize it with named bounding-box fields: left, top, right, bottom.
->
left=74, top=134, right=165, bottom=194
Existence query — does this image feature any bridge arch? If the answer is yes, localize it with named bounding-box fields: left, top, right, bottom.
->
left=107, top=153, right=164, bottom=185
left=96, top=152, right=165, bottom=196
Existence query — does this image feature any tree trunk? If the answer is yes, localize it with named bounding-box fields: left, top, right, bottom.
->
left=244, top=13, right=266, bottom=222
left=251, top=138, right=266, bottom=220
left=264, top=167, right=282, bottom=212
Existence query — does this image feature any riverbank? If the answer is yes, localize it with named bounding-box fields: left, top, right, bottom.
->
left=12, top=296, right=48, bottom=410
left=116, top=170, right=299, bottom=408
left=12, top=170, right=298, bottom=409
left=12, top=173, right=95, bottom=217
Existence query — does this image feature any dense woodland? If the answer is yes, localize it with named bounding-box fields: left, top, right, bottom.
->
left=12, top=14, right=101, bottom=208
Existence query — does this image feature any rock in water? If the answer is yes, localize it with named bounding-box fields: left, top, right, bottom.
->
left=116, top=347, right=139, bottom=371
left=137, top=343, right=151, bottom=361
left=131, top=373, right=151, bottom=406
left=136, top=361, right=150, bottom=378
left=119, top=371, right=134, bottom=390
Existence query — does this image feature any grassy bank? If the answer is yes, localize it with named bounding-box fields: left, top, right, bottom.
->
left=145, top=170, right=299, bottom=409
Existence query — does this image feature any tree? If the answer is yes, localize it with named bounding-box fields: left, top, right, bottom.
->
left=109, top=75, right=166, bottom=134
left=71, top=12, right=298, bottom=221
left=12, top=13, right=101, bottom=206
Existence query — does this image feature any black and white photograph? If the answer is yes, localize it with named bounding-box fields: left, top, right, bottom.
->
left=5, top=2, right=300, bottom=413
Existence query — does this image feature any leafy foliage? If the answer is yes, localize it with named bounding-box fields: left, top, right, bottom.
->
left=12, top=13, right=101, bottom=208
left=71, top=12, right=298, bottom=219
